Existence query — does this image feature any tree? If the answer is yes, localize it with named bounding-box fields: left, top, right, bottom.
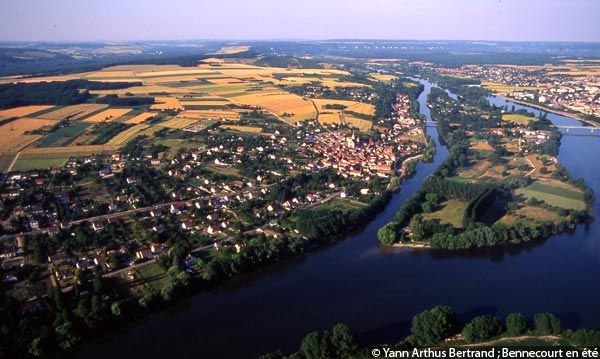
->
left=462, top=315, right=503, bottom=343
left=571, top=329, right=600, bottom=346
left=53, top=317, right=80, bottom=349
left=111, top=301, right=122, bottom=317
left=505, top=313, right=528, bottom=336
left=533, top=313, right=561, bottom=335
left=330, top=323, right=357, bottom=357
left=377, top=223, right=398, bottom=246
left=300, top=331, right=330, bottom=359
left=411, top=306, right=457, bottom=345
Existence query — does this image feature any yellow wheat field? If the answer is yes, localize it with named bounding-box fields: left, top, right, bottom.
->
left=345, top=116, right=372, bottom=131
left=84, top=108, right=133, bottom=123
left=345, top=102, right=375, bottom=117
left=220, top=125, right=262, bottom=133
left=125, top=112, right=159, bottom=124
left=159, top=118, right=198, bottom=129
left=369, top=73, right=398, bottom=82
left=151, top=97, right=184, bottom=111
left=0, top=105, right=54, bottom=120
left=232, top=91, right=316, bottom=122
left=107, top=124, right=151, bottom=145
left=179, top=100, right=231, bottom=107
left=38, top=104, right=108, bottom=121
left=0, top=118, right=57, bottom=152
left=177, top=110, right=239, bottom=120
left=84, top=70, right=136, bottom=78
left=21, top=145, right=120, bottom=155
left=318, top=113, right=343, bottom=125
left=313, top=99, right=358, bottom=111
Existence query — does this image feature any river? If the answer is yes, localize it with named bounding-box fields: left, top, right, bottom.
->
left=68, top=79, right=600, bottom=359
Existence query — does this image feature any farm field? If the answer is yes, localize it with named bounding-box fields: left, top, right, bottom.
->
left=177, top=109, right=240, bottom=120
left=84, top=108, right=133, bottom=123
left=0, top=153, right=17, bottom=172
left=106, top=124, right=151, bottom=145
left=345, top=102, right=375, bottom=117
left=11, top=153, right=71, bottom=171
left=220, top=125, right=262, bottom=133
left=0, top=105, right=54, bottom=120
left=229, top=91, right=316, bottom=123
left=344, top=116, right=372, bottom=131
left=516, top=181, right=586, bottom=210
left=482, top=81, right=543, bottom=93
left=21, top=145, right=119, bottom=156
left=318, top=113, right=342, bottom=126
left=0, top=118, right=57, bottom=152
left=37, top=122, right=92, bottom=147
left=369, top=73, right=398, bottom=82
left=124, top=112, right=158, bottom=124
left=37, top=104, right=107, bottom=120
left=150, top=97, right=184, bottom=111
left=422, top=200, right=469, bottom=228
left=159, top=118, right=198, bottom=129
left=502, top=113, right=537, bottom=125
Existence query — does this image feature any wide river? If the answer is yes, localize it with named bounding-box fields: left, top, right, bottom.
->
left=69, top=80, right=600, bottom=359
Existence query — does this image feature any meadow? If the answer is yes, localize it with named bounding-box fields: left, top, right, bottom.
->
left=516, top=181, right=586, bottom=210
left=422, top=200, right=469, bottom=228
left=11, top=153, right=71, bottom=171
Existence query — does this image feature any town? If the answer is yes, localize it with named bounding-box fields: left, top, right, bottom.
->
left=435, top=63, right=600, bottom=122
left=0, top=61, right=428, bottom=337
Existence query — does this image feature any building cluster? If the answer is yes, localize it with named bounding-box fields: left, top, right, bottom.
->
left=304, top=94, right=423, bottom=179
left=436, top=64, right=600, bottom=118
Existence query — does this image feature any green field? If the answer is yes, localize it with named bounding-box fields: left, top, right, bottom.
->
left=422, top=200, right=469, bottom=228
left=0, top=153, right=17, bottom=172
left=137, top=262, right=169, bottom=292
left=37, top=122, right=91, bottom=147
left=11, top=154, right=70, bottom=171
left=516, top=181, right=586, bottom=210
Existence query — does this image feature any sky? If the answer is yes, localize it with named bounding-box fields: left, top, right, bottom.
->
left=0, top=0, right=599, bottom=42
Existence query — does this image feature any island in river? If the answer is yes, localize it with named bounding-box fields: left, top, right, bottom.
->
left=379, top=75, right=595, bottom=250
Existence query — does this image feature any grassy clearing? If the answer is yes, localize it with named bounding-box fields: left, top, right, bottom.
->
left=11, top=154, right=70, bottom=171
left=137, top=262, right=169, bottom=292
left=502, top=113, right=537, bottom=125
left=516, top=205, right=562, bottom=222
left=516, top=181, right=585, bottom=210
left=422, top=200, right=469, bottom=228
left=0, top=153, right=17, bottom=172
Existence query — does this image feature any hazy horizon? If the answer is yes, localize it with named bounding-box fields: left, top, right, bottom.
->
left=1, top=0, right=599, bottom=43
